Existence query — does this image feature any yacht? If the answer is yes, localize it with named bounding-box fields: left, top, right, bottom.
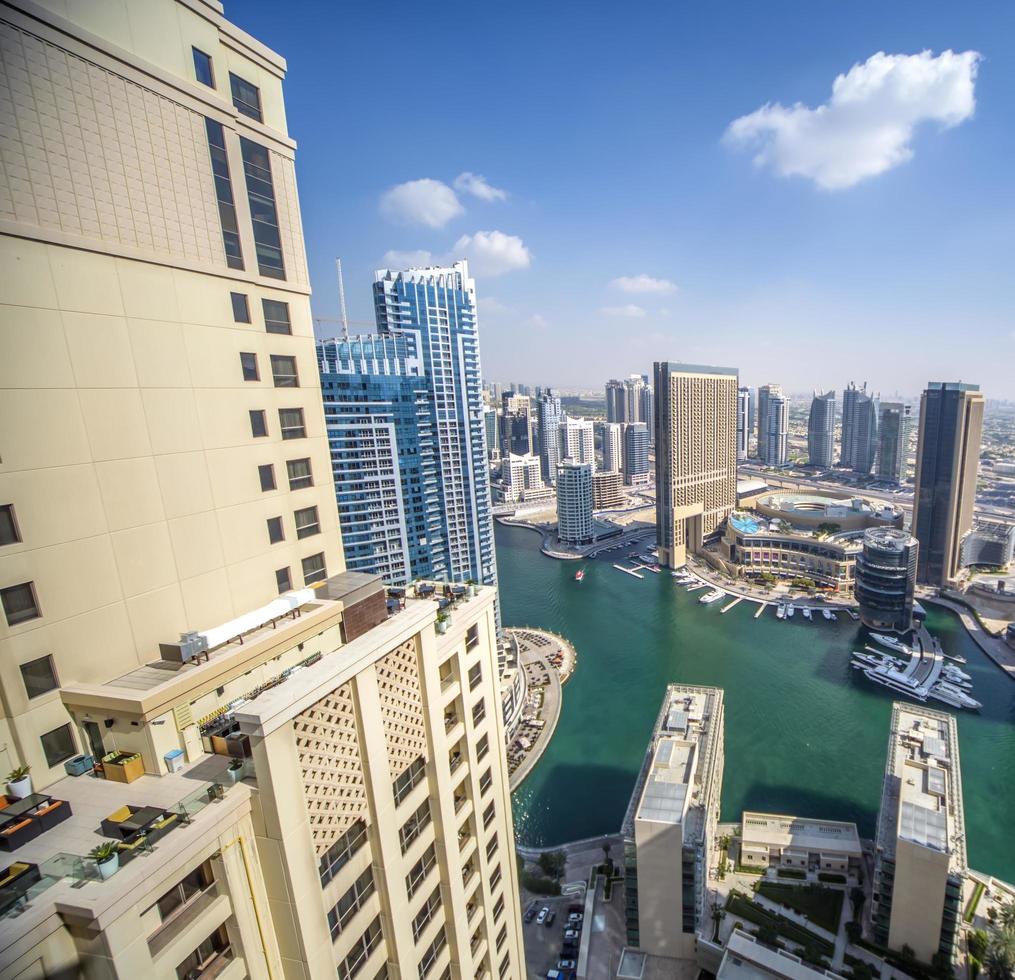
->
left=869, top=632, right=912, bottom=655
left=802, top=607, right=812, bottom=621
left=822, top=609, right=836, bottom=621
left=862, top=665, right=928, bottom=701
left=699, top=589, right=724, bottom=605
left=776, top=604, right=786, bottom=620
left=942, top=663, right=972, bottom=683
left=786, top=605, right=796, bottom=619
left=929, top=682, right=982, bottom=711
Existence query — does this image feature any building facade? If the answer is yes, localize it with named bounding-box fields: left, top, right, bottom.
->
left=807, top=390, right=836, bottom=469
left=374, top=262, right=498, bottom=590
left=623, top=422, right=651, bottom=486
left=756, top=384, right=781, bottom=463
left=622, top=685, right=725, bottom=959
left=535, top=389, right=562, bottom=484
left=600, top=421, right=623, bottom=474
left=873, top=704, right=966, bottom=963
left=960, top=519, right=1015, bottom=569
left=556, top=460, right=594, bottom=546
left=592, top=470, right=625, bottom=510
left=841, top=382, right=880, bottom=474
left=737, top=386, right=751, bottom=461
left=558, top=416, right=595, bottom=470
left=876, top=402, right=912, bottom=484
left=605, top=379, right=626, bottom=423
left=655, top=363, right=739, bottom=568
left=497, top=453, right=549, bottom=505
left=912, top=382, right=984, bottom=586
left=854, top=527, right=919, bottom=634
left=762, top=391, right=789, bottom=467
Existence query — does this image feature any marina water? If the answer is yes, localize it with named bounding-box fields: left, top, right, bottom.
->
left=498, top=523, right=1015, bottom=883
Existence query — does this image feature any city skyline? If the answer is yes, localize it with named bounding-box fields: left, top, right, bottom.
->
left=230, top=1, right=1015, bottom=399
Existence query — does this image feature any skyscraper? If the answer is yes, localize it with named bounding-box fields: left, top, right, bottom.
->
left=807, top=390, right=836, bottom=468
left=605, top=379, right=627, bottom=422
left=536, top=388, right=562, bottom=483
left=484, top=404, right=500, bottom=461
left=655, top=362, right=739, bottom=568
left=600, top=421, right=624, bottom=473
left=374, top=262, right=498, bottom=589
left=556, top=460, right=595, bottom=545
left=756, top=384, right=783, bottom=464
left=854, top=527, right=919, bottom=633
left=559, top=416, right=596, bottom=469
left=0, top=3, right=524, bottom=976
left=841, top=382, right=880, bottom=473
left=876, top=402, right=912, bottom=484
left=623, top=422, right=651, bottom=485
left=640, top=382, right=655, bottom=445
left=762, top=391, right=789, bottom=467
left=912, top=382, right=985, bottom=586
left=736, top=386, right=751, bottom=460
left=500, top=390, right=534, bottom=457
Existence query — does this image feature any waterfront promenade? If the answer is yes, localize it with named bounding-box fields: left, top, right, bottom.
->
left=922, top=593, right=1015, bottom=680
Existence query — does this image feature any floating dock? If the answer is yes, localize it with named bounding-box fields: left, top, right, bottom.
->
left=685, top=583, right=707, bottom=593
left=613, top=564, right=644, bottom=579
left=754, top=602, right=769, bottom=619
left=720, top=597, right=743, bottom=614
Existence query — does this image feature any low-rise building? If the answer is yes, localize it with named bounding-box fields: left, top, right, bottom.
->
left=960, top=520, right=1015, bottom=569
left=740, top=812, right=862, bottom=876
left=593, top=470, right=625, bottom=510
left=718, top=929, right=846, bottom=980
left=622, top=685, right=725, bottom=960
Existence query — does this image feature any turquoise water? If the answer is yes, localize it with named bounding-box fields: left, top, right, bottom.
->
left=497, top=523, right=1015, bottom=883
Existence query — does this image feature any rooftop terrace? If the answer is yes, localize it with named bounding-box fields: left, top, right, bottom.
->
left=741, top=812, right=861, bottom=857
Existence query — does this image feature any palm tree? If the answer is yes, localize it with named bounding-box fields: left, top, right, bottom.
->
left=985, top=902, right=1015, bottom=980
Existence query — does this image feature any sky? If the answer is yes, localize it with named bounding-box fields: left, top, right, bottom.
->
left=231, top=1, right=1015, bottom=400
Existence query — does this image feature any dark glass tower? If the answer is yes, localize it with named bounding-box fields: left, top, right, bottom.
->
left=854, top=527, right=919, bottom=633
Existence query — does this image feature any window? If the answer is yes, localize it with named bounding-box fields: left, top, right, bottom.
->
left=258, top=464, right=276, bottom=492
left=262, top=298, right=291, bottom=335
left=267, top=516, right=284, bottom=544
left=399, top=799, right=431, bottom=854
left=239, top=136, right=285, bottom=278
left=229, top=72, right=262, bottom=121
left=337, top=916, right=382, bottom=980
left=286, top=457, right=313, bottom=490
left=145, top=865, right=211, bottom=926
left=493, top=895, right=505, bottom=922
left=41, top=723, right=75, bottom=767
left=240, top=352, right=259, bottom=381
left=498, top=955, right=510, bottom=978
left=302, top=552, right=326, bottom=585
left=249, top=409, right=268, bottom=438
left=294, top=506, right=320, bottom=540
left=489, top=864, right=502, bottom=893
left=393, top=755, right=426, bottom=806
left=328, top=867, right=375, bottom=939
left=479, top=768, right=492, bottom=795
left=472, top=699, right=486, bottom=726
left=20, top=655, right=58, bottom=698
left=406, top=844, right=437, bottom=900
left=175, top=926, right=230, bottom=980
left=0, top=505, right=20, bottom=545
left=495, top=924, right=507, bottom=952
left=270, top=354, right=298, bottom=387
left=412, top=886, right=441, bottom=943
left=231, top=292, right=250, bottom=322
left=477, top=733, right=489, bottom=762
left=2, top=582, right=40, bottom=626
left=486, top=835, right=498, bottom=861
left=279, top=407, right=306, bottom=439
left=468, top=663, right=482, bottom=691
left=192, top=47, right=214, bottom=87
left=275, top=567, right=292, bottom=594
left=466, top=623, right=480, bottom=651
left=319, top=819, right=367, bottom=886
left=418, top=928, right=447, bottom=979
left=482, top=801, right=495, bottom=830
left=204, top=119, right=243, bottom=269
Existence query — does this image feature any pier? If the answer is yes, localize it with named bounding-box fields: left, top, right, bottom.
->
left=613, top=564, right=644, bottom=579
left=721, top=596, right=743, bottom=614
left=685, top=583, right=707, bottom=593
left=754, top=602, right=769, bottom=619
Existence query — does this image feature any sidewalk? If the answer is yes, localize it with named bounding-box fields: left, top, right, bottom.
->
left=922, top=594, right=1015, bottom=680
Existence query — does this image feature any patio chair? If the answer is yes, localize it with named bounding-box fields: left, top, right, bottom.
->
left=0, top=819, right=42, bottom=852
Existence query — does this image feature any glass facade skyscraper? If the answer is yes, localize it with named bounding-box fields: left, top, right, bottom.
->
left=807, top=390, right=836, bottom=468
left=875, top=402, right=912, bottom=484
left=841, top=381, right=880, bottom=473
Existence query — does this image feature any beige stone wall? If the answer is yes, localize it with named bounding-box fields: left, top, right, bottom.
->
left=889, top=837, right=949, bottom=962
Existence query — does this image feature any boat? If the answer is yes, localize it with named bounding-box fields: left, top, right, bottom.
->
left=786, top=605, right=796, bottom=619
left=776, top=604, right=786, bottom=620
left=699, top=589, right=724, bottom=605
left=929, top=682, right=982, bottom=711
left=942, top=664, right=972, bottom=684
left=869, top=632, right=912, bottom=655
left=943, top=652, right=968, bottom=665
left=802, top=607, right=812, bottom=621
left=822, top=609, right=835, bottom=621
left=863, top=667, right=929, bottom=701
left=575, top=567, right=586, bottom=583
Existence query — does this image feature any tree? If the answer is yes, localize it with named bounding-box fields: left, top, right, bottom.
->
left=538, top=849, right=567, bottom=880
left=970, top=930, right=990, bottom=963
left=756, top=925, right=780, bottom=948
left=985, top=906, right=1015, bottom=980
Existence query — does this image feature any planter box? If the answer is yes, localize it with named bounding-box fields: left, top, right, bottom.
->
left=64, top=755, right=94, bottom=777
left=102, top=755, right=144, bottom=784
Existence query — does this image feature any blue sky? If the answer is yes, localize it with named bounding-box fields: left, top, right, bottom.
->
left=232, top=1, right=1015, bottom=400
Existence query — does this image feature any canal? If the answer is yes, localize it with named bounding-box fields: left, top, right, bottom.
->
left=497, top=523, right=1015, bottom=883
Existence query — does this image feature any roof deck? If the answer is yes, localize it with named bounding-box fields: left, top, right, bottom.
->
left=741, top=812, right=861, bottom=857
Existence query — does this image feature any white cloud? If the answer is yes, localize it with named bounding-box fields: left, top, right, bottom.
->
left=724, top=49, right=980, bottom=190
left=380, top=178, right=464, bottom=227
left=527, top=313, right=548, bottom=329
left=610, top=274, right=678, bottom=295
left=601, top=304, right=647, bottom=318
left=450, top=230, right=532, bottom=277
left=382, top=248, right=434, bottom=268
left=481, top=296, right=509, bottom=315
left=454, top=172, right=508, bottom=202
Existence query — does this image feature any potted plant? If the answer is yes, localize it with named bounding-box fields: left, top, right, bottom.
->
left=466, top=578, right=477, bottom=598
left=226, top=758, right=244, bottom=783
left=90, top=841, right=119, bottom=880
left=436, top=611, right=449, bottom=635
left=6, top=765, right=31, bottom=800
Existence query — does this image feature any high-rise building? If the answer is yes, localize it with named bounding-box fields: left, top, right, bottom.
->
left=807, top=390, right=836, bottom=469
left=854, top=527, right=919, bottom=633
left=876, top=402, right=912, bottom=484
left=605, top=379, right=627, bottom=423
left=556, top=460, right=595, bottom=546
left=841, top=382, right=880, bottom=474
left=873, top=703, right=966, bottom=962
left=499, top=453, right=548, bottom=504
left=500, top=391, right=533, bottom=458
left=600, top=422, right=623, bottom=474
left=535, top=389, right=562, bottom=484
left=0, top=3, right=524, bottom=977
left=593, top=470, right=625, bottom=510
left=319, top=335, right=443, bottom=585
left=762, top=392, right=789, bottom=467
left=622, top=685, right=725, bottom=958
left=655, top=363, right=739, bottom=568
left=374, top=262, right=498, bottom=589
left=912, top=382, right=984, bottom=586
left=623, top=422, right=651, bottom=486
left=756, top=384, right=783, bottom=464
left=736, top=386, right=751, bottom=460
left=624, top=374, right=646, bottom=423
left=559, top=416, right=596, bottom=469
left=484, top=405, right=500, bottom=461
left=640, top=383, right=655, bottom=445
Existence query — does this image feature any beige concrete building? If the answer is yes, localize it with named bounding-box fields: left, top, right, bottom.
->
left=654, top=363, right=738, bottom=568
left=872, top=703, right=966, bottom=964
left=0, top=1, right=524, bottom=977
left=622, top=684, right=725, bottom=961
left=740, top=812, right=861, bottom=876
left=717, top=929, right=845, bottom=980
left=592, top=469, right=624, bottom=510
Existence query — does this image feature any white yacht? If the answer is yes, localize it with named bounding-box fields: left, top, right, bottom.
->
left=869, top=632, right=911, bottom=655
left=942, top=663, right=972, bottom=683
left=822, top=609, right=835, bottom=621
left=699, top=589, right=724, bottom=605
left=776, top=604, right=786, bottom=620
left=929, top=682, right=982, bottom=711
left=786, top=605, right=796, bottom=619
left=802, top=607, right=812, bottom=621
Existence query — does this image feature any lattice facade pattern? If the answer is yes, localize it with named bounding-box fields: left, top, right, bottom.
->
left=294, top=682, right=367, bottom=856
left=375, top=639, right=429, bottom=777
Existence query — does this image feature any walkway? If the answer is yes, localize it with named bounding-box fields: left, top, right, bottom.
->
left=922, top=594, right=1015, bottom=680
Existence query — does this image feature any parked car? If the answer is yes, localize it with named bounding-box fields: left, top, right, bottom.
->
left=567, top=912, right=583, bottom=925
left=558, top=960, right=577, bottom=970
left=524, top=903, right=538, bottom=923
left=536, top=907, right=549, bottom=925
left=544, top=910, right=556, bottom=927
left=563, top=928, right=579, bottom=941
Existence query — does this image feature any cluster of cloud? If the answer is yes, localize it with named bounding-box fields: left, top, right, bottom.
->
left=380, top=173, right=530, bottom=278
left=600, top=273, right=678, bottom=319
left=724, top=49, right=980, bottom=190
left=601, top=304, right=648, bottom=318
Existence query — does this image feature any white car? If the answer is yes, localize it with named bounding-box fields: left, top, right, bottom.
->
left=536, top=907, right=549, bottom=925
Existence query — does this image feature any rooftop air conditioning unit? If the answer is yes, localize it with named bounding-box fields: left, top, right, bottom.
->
left=159, top=631, right=210, bottom=665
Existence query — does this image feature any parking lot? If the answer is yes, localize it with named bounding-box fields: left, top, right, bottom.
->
left=521, top=896, right=584, bottom=979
